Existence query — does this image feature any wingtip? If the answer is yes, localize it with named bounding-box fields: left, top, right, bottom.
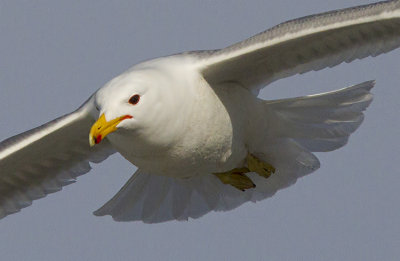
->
left=364, top=80, right=376, bottom=89
left=92, top=209, right=105, bottom=217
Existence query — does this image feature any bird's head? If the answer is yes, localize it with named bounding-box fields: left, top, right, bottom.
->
left=89, top=68, right=161, bottom=147
left=88, top=64, right=192, bottom=147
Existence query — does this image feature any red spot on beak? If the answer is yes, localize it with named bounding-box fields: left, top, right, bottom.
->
left=95, top=135, right=102, bottom=144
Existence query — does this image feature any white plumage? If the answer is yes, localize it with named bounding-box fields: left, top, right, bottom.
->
left=0, top=0, right=399, bottom=223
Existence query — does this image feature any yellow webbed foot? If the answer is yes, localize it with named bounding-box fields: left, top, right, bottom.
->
left=247, top=153, right=276, bottom=179
left=214, top=154, right=276, bottom=190
left=214, top=168, right=255, bottom=191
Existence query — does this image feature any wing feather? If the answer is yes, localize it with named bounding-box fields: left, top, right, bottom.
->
left=0, top=98, right=115, bottom=219
left=197, top=0, right=400, bottom=92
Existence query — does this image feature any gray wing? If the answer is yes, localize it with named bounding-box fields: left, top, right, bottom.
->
left=197, top=0, right=400, bottom=93
left=0, top=98, right=115, bottom=219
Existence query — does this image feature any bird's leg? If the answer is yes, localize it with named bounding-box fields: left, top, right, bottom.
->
left=214, top=167, right=255, bottom=191
left=247, top=153, right=276, bottom=179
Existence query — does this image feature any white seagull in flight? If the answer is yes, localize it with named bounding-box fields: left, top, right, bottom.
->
left=1, top=0, right=399, bottom=223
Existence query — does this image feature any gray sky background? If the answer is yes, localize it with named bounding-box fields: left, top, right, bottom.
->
left=0, top=1, right=399, bottom=260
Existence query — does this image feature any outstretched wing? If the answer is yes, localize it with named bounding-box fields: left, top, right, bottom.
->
left=0, top=98, right=115, bottom=219
left=197, top=0, right=400, bottom=93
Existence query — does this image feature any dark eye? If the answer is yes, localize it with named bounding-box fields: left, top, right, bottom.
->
left=129, top=94, right=140, bottom=105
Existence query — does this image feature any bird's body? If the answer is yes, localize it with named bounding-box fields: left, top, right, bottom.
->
left=98, top=56, right=251, bottom=178
left=1, top=0, right=400, bottom=222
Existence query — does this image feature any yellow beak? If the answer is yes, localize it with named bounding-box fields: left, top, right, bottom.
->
left=89, top=113, right=132, bottom=147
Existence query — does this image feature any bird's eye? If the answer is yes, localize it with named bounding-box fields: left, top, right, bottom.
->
left=129, top=94, right=140, bottom=105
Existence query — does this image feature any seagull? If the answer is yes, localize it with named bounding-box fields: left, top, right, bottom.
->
left=1, top=0, right=399, bottom=223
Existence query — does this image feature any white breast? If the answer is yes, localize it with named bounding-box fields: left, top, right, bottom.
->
left=106, top=61, right=252, bottom=178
